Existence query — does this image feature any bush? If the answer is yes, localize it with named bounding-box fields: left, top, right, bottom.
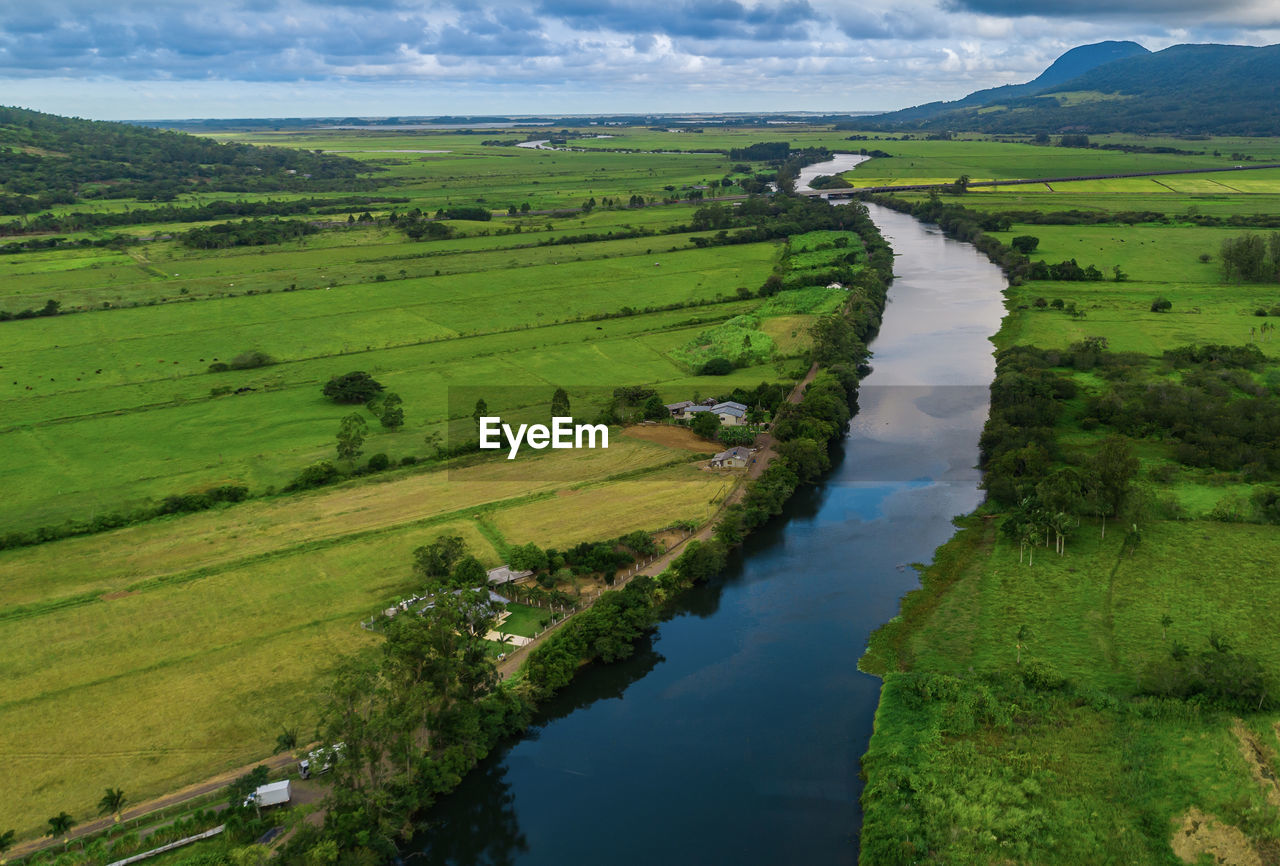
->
left=294, top=460, right=340, bottom=489
left=699, top=357, right=733, bottom=376
left=322, top=371, right=384, bottom=404
left=227, top=350, right=274, bottom=370
left=366, top=453, right=390, bottom=471
left=1150, top=298, right=1172, bottom=312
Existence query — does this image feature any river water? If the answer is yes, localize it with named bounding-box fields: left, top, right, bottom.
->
left=409, top=168, right=1007, bottom=864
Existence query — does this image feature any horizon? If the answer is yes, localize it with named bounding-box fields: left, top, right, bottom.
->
left=3, top=1, right=1280, bottom=121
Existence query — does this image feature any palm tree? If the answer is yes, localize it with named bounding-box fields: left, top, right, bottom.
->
left=273, top=727, right=298, bottom=756
left=1160, top=614, right=1173, bottom=641
left=46, top=812, right=74, bottom=847
left=98, top=788, right=126, bottom=822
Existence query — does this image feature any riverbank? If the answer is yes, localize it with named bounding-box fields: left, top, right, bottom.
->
left=855, top=189, right=1280, bottom=864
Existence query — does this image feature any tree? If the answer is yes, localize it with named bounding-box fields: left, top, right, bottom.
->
left=1161, top=614, right=1173, bottom=641
left=336, top=413, right=367, bottom=462
left=509, top=542, right=548, bottom=573
left=0, top=829, right=14, bottom=857
left=550, top=387, right=570, bottom=418
left=1015, top=624, right=1030, bottom=665
left=777, top=437, right=829, bottom=483
left=323, top=371, right=384, bottom=404
left=423, top=430, right=443, bottom=457
left=690, top=411, right=721, bottom=440
left=1088, top=436, right=1139, bottom=531
left=642, top=393, right=667, bottom=421
left=377, top=392, right=404, bottom=429
left=472, top=398, right=488, bottom=432
left=1010, top=235, right=1039, bottom=255
left=451, top=555, right=487, bottom=588
left=98, top=788, right=126, bottom=820
left=46, top=812, right=74, bottom=842
left=273, top=727, right=298, bottom=755
left=414, top=535, right=467, bottom=578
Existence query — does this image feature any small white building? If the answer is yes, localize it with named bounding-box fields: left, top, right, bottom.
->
left=710, top=446, right=754, bottom=469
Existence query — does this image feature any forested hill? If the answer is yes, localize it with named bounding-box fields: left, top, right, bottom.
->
left=0, top=106, right=371, bottom=214
left=863, top=42, right=1280, bottom=135
left=869, top=41, right=1149, bottom=126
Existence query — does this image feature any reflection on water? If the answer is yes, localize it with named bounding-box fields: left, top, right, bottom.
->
left=410, top=203, right=1006, bottom=864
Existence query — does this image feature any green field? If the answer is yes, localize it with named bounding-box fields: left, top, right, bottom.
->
left=861, top=172, right=1280, bottom=863
left=1, top=123, right=848, bottom=840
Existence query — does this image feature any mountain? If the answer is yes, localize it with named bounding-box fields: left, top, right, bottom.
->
left=865, top=41, right=1149, bottom=126
left=863, top=42, right=1280, bottom=135
left=1026, top=41, right=1151, bottom=89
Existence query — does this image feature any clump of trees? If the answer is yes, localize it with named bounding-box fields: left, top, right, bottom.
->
left=323, top=371, right=384, bottom=404
left=207, top=350, right=274, bottom=373
left=180, top=218, right=318, bottom=249
left=1219, top=232, right=1280, bottom=283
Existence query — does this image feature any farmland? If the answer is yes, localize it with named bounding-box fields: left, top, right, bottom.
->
left=1, top=120, right=857, bottom=837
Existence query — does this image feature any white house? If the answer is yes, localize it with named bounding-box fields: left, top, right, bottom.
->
left=710, top=446, right=754, bottom=468
left=710, top=401, right=748, bottom=426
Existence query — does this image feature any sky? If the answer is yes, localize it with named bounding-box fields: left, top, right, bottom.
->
left=1, top=0, right=1278, bottom=120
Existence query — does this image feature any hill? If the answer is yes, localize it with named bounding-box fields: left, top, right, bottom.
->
left=861, top=41, right=1148, bottom=126
left=0, top=105, right=370, bottom=215
left=864, top=42, right=1280, bottom=135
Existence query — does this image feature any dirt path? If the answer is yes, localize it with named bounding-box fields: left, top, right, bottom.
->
left=494, top=362, right=819, bottom=680
left=8, top=752, right=302, bottom=858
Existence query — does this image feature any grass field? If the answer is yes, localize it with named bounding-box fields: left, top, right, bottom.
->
left=861, top=176, right=1280, bottom=863
left=0, top=436, right=727, bottom=837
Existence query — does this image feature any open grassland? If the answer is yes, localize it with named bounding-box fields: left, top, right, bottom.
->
left=862, top=180, right=1280, bottom=864
left=988, top=222, right=1280, bottom=354
left=0, top=434, right=727, bottom=837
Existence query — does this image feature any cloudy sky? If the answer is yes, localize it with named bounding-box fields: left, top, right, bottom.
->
left=2, top=0, right=1278, bottom=120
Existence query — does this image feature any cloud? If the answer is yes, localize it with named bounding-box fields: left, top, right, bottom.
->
left=534, top=0, right=820, bottom=41
left=942, top=0, right=1280, bottom=26
left=0, top=0, right=1277, bottom=117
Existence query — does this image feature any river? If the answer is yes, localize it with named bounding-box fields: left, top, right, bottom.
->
left=408, top=162, right=1007, bottom=864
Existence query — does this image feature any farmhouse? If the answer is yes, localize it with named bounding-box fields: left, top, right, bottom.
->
left=664, top=400, right=696, bottom=417
left=710, top=401, right=748, bottom=426
left=487, top=564, right=533, bottom=585
left=710, top=446, right=754, bottom=468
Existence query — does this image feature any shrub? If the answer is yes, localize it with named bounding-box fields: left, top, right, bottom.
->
left=322, top=371, right=384, bottom=404
left=1150, top=298, right=1172, bottom=312
left=699, top=357, right=733, bottom=376
left=366, top=453, right=390, bottom=471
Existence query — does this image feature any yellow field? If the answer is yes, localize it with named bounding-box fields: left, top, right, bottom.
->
left=758, top=314, right=818, bottom=355
left=0, top=434, right=712, bottom=837
left=491, top=463, right=734, bottom=549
